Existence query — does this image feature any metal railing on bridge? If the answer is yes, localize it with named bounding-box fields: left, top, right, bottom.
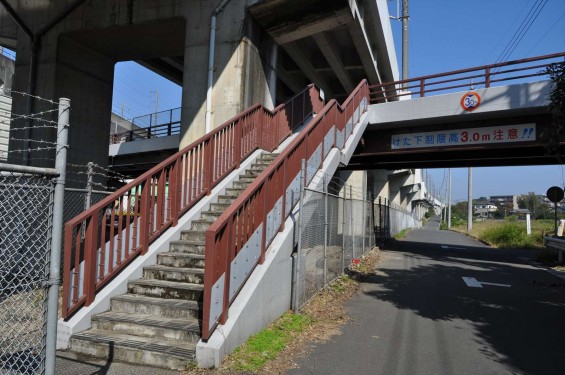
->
left=109, top=107, right=181, bottom=144
left=370, top=52, right=565, bottom=103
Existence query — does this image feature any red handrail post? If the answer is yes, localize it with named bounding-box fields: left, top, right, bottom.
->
left=220, top=221, right=232, bottom=325
left=83, top=211, right=99, bottom=306
left=485, top=67, right=491, bottom=88
left=205, top=137, right=214, bottom=195
left=419, top=79, right=425, bottom=97
left=259, top=185, right=267, bottom=264
left=234, top=121, right=242, bottom=168
left=139, top=179, right=151, bottom=255
left=171, top=158, right=181, bottom=226
left=61, top=223, right=74, bottom=318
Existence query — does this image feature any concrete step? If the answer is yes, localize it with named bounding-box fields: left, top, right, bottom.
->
left=128, top=279, right=203, bottom=301
left=209, top=202, right=230, bottom=212
left=232, top=180, right=250, bottom=189
left=239, top=176, right=255, bottom=183
left=180, top=229, right=206, bottom=242
left=254, top=159, right=271, bottom=165
left=242, top=169, right=262, bottom=177
left=200, top=210, right=223, bottom=221
left=223, top=188, right=245, bottom=198
left=110, top=294, right=201, bottom=320
left=69, top=330, right=195, bottom=370
left=143, top=265, right=205, bottom=284
left=217, top=195, right=236, bottom=204
left=157, top=252, right=205, bottom=268
left=250, top=163, right=269, bottom=171
left=169, top=240, right=205, bottom=255
left=91, top=311, right=201, bottom=343
left=191, top=219, right=214, bottom=231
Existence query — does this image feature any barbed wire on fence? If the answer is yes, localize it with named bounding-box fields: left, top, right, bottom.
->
left=6, top=89, right=61, bottom=106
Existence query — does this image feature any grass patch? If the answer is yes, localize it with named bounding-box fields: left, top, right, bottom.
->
left=451, top=219, right=552, bottom=249
left=393, top=228, right=411, bottom=239
left=225, top=312, right=313, bottom=372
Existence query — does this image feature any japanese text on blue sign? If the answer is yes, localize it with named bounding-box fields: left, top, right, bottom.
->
left=391, top=124, right=536, bottom=150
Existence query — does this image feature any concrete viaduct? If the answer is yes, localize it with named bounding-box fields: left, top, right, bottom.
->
left=0, top=0, right=397, bottom=171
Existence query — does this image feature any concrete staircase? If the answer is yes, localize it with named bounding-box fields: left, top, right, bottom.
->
left=68, top=153, right=278, bottom=370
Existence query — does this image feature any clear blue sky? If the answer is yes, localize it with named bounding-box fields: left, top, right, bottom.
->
left=386, top=0, right=565, bottom=202
left=111, top=0, right=565, bottom=202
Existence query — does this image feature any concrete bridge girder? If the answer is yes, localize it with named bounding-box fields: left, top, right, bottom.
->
left=0, top=0, right=396, bottom=177
left=1, top=0, right=279, bottom=172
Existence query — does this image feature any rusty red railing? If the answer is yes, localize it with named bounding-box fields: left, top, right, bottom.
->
left=201, top=80, right=369, bottom=340
left=62, top=85, right=322, bottom=319
left=370, top=52, right=565, bottom=103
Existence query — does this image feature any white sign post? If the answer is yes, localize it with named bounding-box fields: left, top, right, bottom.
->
left=526, top=214, right=531, bottom=235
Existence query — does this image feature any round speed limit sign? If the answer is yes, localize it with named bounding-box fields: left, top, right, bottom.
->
left=460, top=91, right=481, bottom=111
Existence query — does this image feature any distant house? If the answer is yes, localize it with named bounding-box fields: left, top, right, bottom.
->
left=474, top=203, right=498, bottom=219
left=490, top=195, right=519, bottom=211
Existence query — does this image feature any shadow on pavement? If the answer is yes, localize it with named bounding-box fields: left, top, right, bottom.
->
left=360, top=238, right=565, bottom=375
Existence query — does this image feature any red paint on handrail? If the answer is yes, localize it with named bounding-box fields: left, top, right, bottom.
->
left=369, top=52, right=565, bottom=103
left=201, top=81, right=369, bottom=340
left=61, top=85, right=319, bottom=320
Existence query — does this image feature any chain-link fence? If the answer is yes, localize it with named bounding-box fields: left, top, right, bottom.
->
left=373, top=197, right=422, bottom=242
left=0, top=167, right=56, bottom=375
left=294, top=187, right=376, bottom=310
left=294, top=185, right=421, bottom=310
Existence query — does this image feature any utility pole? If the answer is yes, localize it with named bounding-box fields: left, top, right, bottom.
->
left=467, top=168, right=473, bottom=231
left=151, top=89, right=159, bottom=125
left=447, top=168, right=452, bottom=229
left=401, top=0, right=409, bottom=88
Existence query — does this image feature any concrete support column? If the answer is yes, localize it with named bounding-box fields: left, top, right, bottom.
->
left=180, top=1, right=277, bottom=148
left=9, top=31, right=114, bottom=172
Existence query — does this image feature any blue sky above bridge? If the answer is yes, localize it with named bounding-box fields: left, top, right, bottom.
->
left=387, top=0, right=565, bottom=202
left=110, top=0, right=565, bottom=202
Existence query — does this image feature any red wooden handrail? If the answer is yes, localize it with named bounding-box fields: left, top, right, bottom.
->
left=201, top=80, right=369, bottom=340
left=61, top=85, right=321, bottom=319
left=370, top=52, right=565, bottom=102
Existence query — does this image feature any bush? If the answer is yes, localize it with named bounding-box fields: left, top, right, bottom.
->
left=478, top=222, right=540, bottom=248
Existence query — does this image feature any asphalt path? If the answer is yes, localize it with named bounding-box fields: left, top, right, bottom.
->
left=287, top=217, right=565, bottom=375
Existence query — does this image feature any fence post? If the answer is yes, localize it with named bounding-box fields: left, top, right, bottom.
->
left=350, top=186, right=355, bottom=259
left=323, top=175, right=328, bottom=286
left=85, top=162, right=93, bottom=210
left=342, top=186, right=346, bottom=272
left=45, top=98, right=70, bottom=375
left=293, top=159, right=306, bottom=311
left=361, top=191, right=366, bottom=254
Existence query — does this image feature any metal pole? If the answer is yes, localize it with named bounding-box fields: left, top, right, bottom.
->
left=467, top=167, right=473, bottom=231
left=341, top=186, right=346, bottom=273
left=361, top=190, right=366, bottom=254
left=294, top=159, right=306, bottom=311
left=350, top=186, right=355, bottom=259
left=447, top=168, right=452, bottom=229
left=323, top=175, right=328, bottom=286
left=45, top=98, right=70, bottom=375
left=401, top=0, right=409, bottom=88
left=85, top=162, right=93, bottom=210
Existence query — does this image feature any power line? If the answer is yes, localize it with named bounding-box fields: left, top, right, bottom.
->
left=494, top=0, right=549, bottom=65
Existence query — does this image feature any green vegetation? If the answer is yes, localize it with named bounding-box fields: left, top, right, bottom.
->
left=450, top=219, right=553, bottom=249
left=226, top=312, right=313, bottom=372
left=394, top=228, right=411, bottom=239
left=329, top=275, right=353, bottom=292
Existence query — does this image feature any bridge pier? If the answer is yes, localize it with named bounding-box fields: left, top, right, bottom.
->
left=6, top=1, right=277, bottom=171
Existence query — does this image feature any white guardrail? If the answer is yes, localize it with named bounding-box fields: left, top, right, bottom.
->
left=544, top=236, right=565, bottom=262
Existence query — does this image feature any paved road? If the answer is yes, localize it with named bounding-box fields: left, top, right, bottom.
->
left=287, top=218, right=565, bottom=375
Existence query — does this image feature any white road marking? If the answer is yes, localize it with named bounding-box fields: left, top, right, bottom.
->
left=462, top=277, right=511, bottom=288
left=441, top=245, right=465, bottom=250
left=480, top=282, right=511, bottom=288
left=462, top=277, right=483, bottom=288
